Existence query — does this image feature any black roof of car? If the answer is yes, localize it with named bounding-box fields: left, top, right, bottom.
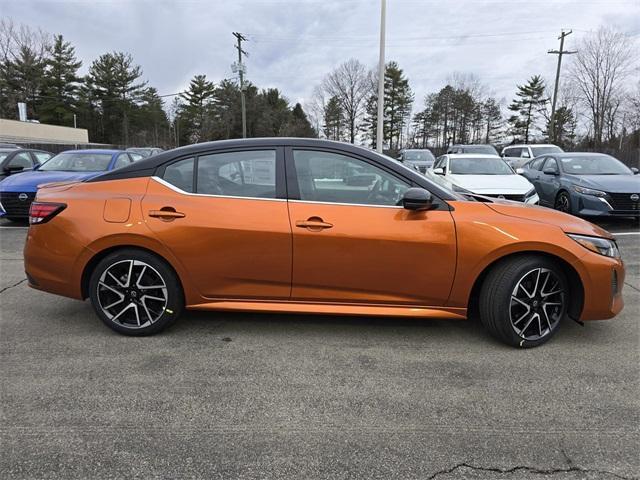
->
left=89, top=138, right=457, bottom=200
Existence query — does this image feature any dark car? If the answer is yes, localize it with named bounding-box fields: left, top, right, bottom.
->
left=0, top=148, right=53, bottom=181
left=398, top=149, right=436, bottom=173
left=520, top=152, right=640, bottom=218
left=447, top=144, right=499, bottom=156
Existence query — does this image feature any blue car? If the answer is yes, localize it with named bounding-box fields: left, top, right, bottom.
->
left=0, top=149, right=141, bottom=220
left=520, top=152, right=640, bottom=218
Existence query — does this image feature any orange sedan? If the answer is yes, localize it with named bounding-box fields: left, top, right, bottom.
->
left=23, top=139, right=625, bottom=347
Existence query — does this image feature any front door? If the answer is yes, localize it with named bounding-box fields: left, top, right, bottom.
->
left=142, top=148, right=292, bottom=300
left=286, top=148, right=457, bottom=306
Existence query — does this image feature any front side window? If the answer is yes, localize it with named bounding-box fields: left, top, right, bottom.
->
left=163, top=157, right=194, bottom=193
left=530, top=157, right=546, bottom=170
left=197, top=150, right=276, bottom=198
left=293, top=150, right=410, bottom=206
left=8, top=152, right=33, bottom=169
left=543, top=158, right=559, bottom=173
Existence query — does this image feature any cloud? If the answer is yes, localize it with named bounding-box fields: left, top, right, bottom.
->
left=4, top=0, right=640, bottom=112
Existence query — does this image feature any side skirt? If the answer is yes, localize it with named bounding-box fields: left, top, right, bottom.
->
left=187, top=299, right=468, bottom=320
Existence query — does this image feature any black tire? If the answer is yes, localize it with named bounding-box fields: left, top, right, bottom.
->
left=88, top=248, right=184, bottom=336
left=554, top=191, right=572, bottom=214
left=479, top=255, right=568, bottom=348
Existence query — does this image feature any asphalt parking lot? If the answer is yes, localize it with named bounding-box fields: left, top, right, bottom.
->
left=0, top=218, right=638, bottom=479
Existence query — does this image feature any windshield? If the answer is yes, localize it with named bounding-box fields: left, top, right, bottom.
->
left=39, top=152, right=113, bottom=172
left=404, top=150, right=435, bottom=162
left=559, top=155, right=632, bottom=175
left=450, top=157, right=513, bottom=175
left=531, top=146, right=563, bottom=157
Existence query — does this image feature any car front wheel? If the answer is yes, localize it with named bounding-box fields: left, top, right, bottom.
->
left=554, top=191, right=572, bottom=214
left=88, top=249, right=184, bottom=335
left=479, top=256, right=568, bottom=348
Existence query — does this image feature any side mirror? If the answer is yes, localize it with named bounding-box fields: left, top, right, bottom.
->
left=432, top=167, right=444, bottom=175
left=543, top=168, right=558, bottom=176
left=516, top=168, right=524, bottom=174
left=4, top=165, right=25, bottom=173
left=632, top=167, right=639, bottom=175
left=402, top=188, right=434, bottom=211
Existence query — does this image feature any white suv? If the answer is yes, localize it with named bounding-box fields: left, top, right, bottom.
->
left=501, top=144, right=563, bottom=169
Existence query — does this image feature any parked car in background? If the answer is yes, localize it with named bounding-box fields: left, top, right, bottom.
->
left=24, top=138, right=624, bottom=348
left=127, top=147, right=164, bottom=158
left=0, top=148, right=53, bottom=181
left=501, top=144, right=564, bottom=169
left=0, top=143, right=21, bottom=149
left=428, top=154, right=539, bottom=203
left=447, top=144, right=499, bottom=156
left=0, top=149, right=141, bottom=221
left=397, top=149, right=436, bottom=173
left=520, top=152, right=640, bottom=218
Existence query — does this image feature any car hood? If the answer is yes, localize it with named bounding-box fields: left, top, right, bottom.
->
left=0, top=170, right=99, bottom=192
left=566, top=174, right=640, bottom=193
left=449, top=174, right=533, bottom=194
left=484, top=201, right=613, bottom=239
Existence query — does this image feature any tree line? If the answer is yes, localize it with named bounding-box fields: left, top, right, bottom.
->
left=1, top=18, right=638, bottom=157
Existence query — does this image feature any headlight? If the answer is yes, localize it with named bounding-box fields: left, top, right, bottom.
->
left=573, top=185, right=607, bottom=197
left=524, top=187, right=537, bottom=199
left=567, top=233, right=620, bottom=258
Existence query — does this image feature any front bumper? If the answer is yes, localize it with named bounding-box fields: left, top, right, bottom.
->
left=573, top=191, right=640, bottom=217
left=570, top=250, right=625, bottom=321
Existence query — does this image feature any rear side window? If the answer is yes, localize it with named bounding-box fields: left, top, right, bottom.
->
left=8, top=152, right=33, bottom=169
left=163, top=157, right=194, bottom=193
left=196, top=150, right=276, bottom=199
left=504, top=148, right=521, bottom=157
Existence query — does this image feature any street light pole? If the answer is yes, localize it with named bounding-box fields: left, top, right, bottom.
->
left=376, top=0, right=386, bottom=153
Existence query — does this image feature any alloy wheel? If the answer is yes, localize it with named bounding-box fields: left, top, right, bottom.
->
left=509, top=268, right=565, bottom=341
left=97, top=259, right=168, bottom=329
left=555, top=193, right=570, bottom=213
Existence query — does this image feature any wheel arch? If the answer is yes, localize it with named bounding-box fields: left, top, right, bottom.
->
left=467, top=250, right=584, bottom=321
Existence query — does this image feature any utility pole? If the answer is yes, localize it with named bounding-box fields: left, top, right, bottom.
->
left=232, top=32, right=248, bottom=138
left=548, top=30, right=576, bottom=143
left=376, top=0, right=386, bottom=153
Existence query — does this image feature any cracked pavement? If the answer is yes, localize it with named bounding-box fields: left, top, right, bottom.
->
left=0, top=219, right=638, bottom=479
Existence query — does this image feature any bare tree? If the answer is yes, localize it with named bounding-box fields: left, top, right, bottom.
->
left=570, top=27, right=636, bottom=147
left=321, top=59, right=372, bottom=143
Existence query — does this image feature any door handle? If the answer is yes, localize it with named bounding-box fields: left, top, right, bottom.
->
left=149, top=208, right=185, bottom=220
left=296, top=217, right=333, bottom=230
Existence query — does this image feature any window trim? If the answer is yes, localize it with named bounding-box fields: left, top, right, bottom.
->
left=157, top=147, right=285, bottom=201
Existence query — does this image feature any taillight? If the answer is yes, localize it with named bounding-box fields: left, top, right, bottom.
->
left=29, top=202, right=66, bottom=225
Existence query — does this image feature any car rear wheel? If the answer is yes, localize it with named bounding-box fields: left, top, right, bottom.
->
left=89, top=249, right=184, bottom=335
left=479, top=256, right=568, bottom=348
left=554, top=191, right=572, bottom=213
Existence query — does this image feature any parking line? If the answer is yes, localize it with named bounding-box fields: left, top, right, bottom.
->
left=613, top=232, right=640, bottom=236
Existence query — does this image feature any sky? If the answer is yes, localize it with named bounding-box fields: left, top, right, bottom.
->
left=3, top=0, right=640, bottom=117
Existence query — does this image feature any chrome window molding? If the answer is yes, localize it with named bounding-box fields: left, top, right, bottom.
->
left=151, top=176, right=285, bottom=202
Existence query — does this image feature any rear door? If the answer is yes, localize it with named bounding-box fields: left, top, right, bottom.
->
left=286, top=147, right=456, bottom=306
left=142, top=147, right=292, bottom=300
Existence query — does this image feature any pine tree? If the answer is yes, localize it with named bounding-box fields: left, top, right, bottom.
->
left=482, top=98, right=502, bottom=143
left=3, top=45, right=46, bottom=120
left=87, top=51, right=147, bottom=144
left=284, top=103, right=316, bottom=137
left=39, top=34, right=82, bottom=126
left=508, top=75, right=547, bottom=143
left=179, top=74, right=216, bottom=142
left=384, top=62, right=413, bottom=152
left=323, top=95, right=345, bottom=141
